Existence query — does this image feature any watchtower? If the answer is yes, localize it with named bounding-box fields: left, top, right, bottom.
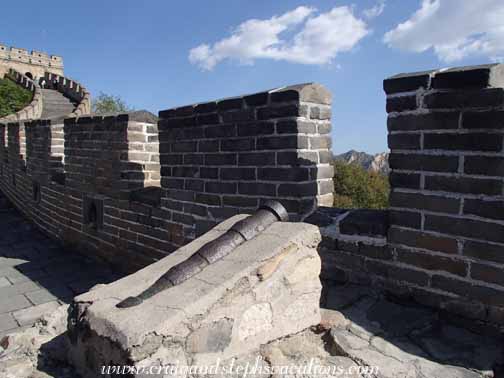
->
left=0, top=43, right=64, bottom=79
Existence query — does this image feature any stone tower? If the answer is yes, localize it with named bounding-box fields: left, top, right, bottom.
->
left=0, top=44, right=63, bottom=79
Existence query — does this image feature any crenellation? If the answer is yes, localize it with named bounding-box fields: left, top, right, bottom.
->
left=1, top=87, right=334, bottom=271
left=0, top=44, right=63, bottom=78
left=157, top=83, right=334, bottom=239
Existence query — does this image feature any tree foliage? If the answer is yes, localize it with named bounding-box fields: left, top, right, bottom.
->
left=92, top=92, right=133, bottom=114
left=0, top=79, right=33, bottom=118
left=332, top=160, right=389, bottom=209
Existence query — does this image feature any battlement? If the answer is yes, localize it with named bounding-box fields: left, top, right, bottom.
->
left=0, top=44, right=63, bottom=79
left=0, top=64, right=503, bottom=333
left=0, top=44, right=63, bottom=67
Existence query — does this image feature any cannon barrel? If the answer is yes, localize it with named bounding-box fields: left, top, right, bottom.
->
left=116, top=200, right=289, bottom=308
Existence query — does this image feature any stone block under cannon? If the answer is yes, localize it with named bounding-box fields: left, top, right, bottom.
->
left=67, top=202, right=322, bottom=377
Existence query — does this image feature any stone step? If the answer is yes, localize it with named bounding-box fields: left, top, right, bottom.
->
left=42, top=105, right=74, bottom=110
left=40, top=89, right=77, bottom=119
left=43, top=97, right=72, bottom=103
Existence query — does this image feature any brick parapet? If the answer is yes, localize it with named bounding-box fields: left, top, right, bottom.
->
left=0, top=81, right=334, bottom=271
left=385, top=65, right=504, bottom=327
left=42, top=72, right=91, bottom=116
left=0, top=111, right=167, bottom=272
left=62, top=112, right=160, bottom=199
left=0, top=44, right=63, bottom=70
left=158, top=83, right=334, bottom=238
left=316, top=64, right=504, bottom=330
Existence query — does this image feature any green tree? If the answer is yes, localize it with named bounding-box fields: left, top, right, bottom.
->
left=332, top=160, right=389, bottom=209
left=0, top=78, right=33, bottom=118
left=92, top=92, right=133, bottom=114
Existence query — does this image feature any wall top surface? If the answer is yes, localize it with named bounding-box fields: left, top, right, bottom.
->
left=384, top=63, right=504, bottom=94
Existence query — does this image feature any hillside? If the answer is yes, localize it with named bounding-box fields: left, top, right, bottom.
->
left=0, top=78, right=32, bottom=118
left=334, top=150, right=389, bottom=174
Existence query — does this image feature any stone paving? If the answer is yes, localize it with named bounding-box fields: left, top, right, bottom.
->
left=317, top=282, right=504, bottom=378
left=0, top=191, right=122, bottom=337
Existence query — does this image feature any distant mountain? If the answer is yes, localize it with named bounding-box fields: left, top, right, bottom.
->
left=334, top=150, right=389, bottom=175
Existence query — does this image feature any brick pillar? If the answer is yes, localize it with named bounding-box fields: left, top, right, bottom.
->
left=64, top=111, right=159, bottom=200
left=158, top=83, right=334, bottom=239
left=7, top=123, right=22, bottom=171
left=25, top=120, right=52, bottom=183
left=385, top=64, right=504, bottom=324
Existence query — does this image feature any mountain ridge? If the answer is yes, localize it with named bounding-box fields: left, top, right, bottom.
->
left=334, top=150, right=389, bottom=174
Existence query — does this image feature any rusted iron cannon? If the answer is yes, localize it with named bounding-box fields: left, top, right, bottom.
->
left=116, top=200, right=289, bottom=308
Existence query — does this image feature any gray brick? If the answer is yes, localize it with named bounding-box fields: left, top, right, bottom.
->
left=0, top=294, right=31, bottom=313
left=0, top=277, right=11, bottom=288
left=0, top=281, right=40, bottom=299
left=12, top=301, right=60, bottom=326
left=0, top=325, right=30, bottom=338
left=0, top=313, right=17, bottom=332
left=383, top=71, right=433, bottom=94
left=25, top=287, right=73, bottom=305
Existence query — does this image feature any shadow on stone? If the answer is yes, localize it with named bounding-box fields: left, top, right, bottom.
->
left=321, top=282, right=504, bottom=377
left=36, top=332, right=79, bottom=378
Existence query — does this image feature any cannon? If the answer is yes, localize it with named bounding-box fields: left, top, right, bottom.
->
left=116, top=200, right=289, bottom=308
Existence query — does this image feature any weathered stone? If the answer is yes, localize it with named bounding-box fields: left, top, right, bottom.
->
left=262, top=327, right=362, bottom=378
left=320, top=308, right=350, bottom=330
left=331, top=328, right=369, bottom=351
left=187, top=318, right=234, bottom=353
left=330, top=327, right=485, bottom=378
left=366, top=299, right=435, bottom=337
left=68, top=216, right=322, bottom=377
left=0, top=305, right=74, bottom=378
left=12, top=301, right=60, bottom=326
left=325, top=284, right=369, bottom=310
left=413, top=324, right=503, bottom=372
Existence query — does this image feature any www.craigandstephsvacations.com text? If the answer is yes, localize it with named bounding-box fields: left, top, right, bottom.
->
left=100, top=357, right=379, bottom=377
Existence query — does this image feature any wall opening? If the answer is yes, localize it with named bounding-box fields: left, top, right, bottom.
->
left=25, top=72, right=33, bottom=79
left=83, top=196, right=104, bottom=231
left=32, top=181, right=41, bottom=203
left=88, top=203, right=97, bottom=230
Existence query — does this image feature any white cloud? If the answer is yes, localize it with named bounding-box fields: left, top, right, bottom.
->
left=189, top=6, right=369, bottom=70
left=384, top=0, right=504, bottom=63
left=363, top=0, right=386, bottom=20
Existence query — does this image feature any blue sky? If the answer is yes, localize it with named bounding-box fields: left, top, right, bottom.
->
left=2, top=0, right=503, bottom=153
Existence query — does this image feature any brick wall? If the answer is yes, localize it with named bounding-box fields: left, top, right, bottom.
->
left=158, top=83, right=334, bottom=239
left=0, top=114, right=171, bottom=272
left=315, top=63, right=504, bottom=329
left=0, top=83, right=334, bottom=272
left=42, top=72, right=91, bottom=116
left=63, top=111, right=160, bottom=199
left=307, top=208, right=390, bottom=284
left=386, top=64, right=504, bottom=326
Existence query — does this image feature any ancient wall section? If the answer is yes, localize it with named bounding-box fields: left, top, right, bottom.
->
left=0, top=44, right=63, bottom=79
left=42, top=72, right=92, bottom=116
left=158, top=83, right=334, bottom=239
left=0, top=113, right=164, bottom=272
left=315, top=64, right=504, bottom=329
left=0, top=83, right=334, bottom=272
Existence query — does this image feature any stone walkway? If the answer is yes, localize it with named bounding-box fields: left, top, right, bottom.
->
left=316, top=282, right=504, bottom=378
left=0, top=191, right=122, bottom=337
